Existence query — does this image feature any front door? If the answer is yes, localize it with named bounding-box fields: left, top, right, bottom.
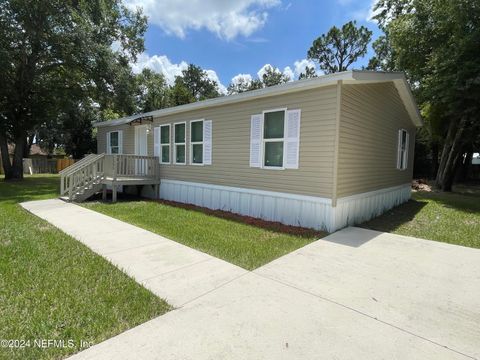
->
left=135, top=125, right=148, bottom=175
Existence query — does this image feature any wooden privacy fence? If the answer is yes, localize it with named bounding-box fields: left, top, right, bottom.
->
left=22, top=158, right=77, bottom=174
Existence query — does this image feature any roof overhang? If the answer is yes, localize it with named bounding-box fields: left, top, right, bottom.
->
left=94, top=70, right=423, bottom=128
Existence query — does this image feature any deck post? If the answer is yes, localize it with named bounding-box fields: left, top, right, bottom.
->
left=112, top=184, right=117, bottom=203
left=102, top=184, right=107, bottom=201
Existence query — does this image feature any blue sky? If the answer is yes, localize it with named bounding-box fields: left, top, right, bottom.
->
left=126, top=0, right=382, bottom=92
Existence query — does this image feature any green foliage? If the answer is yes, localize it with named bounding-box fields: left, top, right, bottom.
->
left=370, top=0, right=480, bottom=189
left=307, top=21, right=372, bottom=74
left=136, top=69, right=169, bottom=112
left=0, top=0, right=147, bottom=177
left=0, top=175, right=171, bottom=359
left=227, top=65, right=290, bottom=95
left=174, top=64, right=220, bottom=102
left=298, top=66, right=318, bottom=80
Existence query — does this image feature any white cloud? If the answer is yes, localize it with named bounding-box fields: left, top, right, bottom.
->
left=132, top=53, right=227, bottom=94
left=205, top=69, right=227, bottom=95
left=293, top=59, right=321, bottom=77
left=124, top=0, right=280, bottom=40
left=231, top=73, right=253, bottom=86
left=282, top=66, right=294, bottom=81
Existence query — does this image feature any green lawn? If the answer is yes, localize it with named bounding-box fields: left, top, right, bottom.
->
left=362, top=186, right=480, bottom=248
left=84, top=199, right=324, bottom=270
left=0, top=175, right=171, bottom=360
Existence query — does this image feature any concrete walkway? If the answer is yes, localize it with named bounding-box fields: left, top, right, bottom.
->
left=22, top=200, right=480, bottom=360
left=21, top=199, right=247, bottom=307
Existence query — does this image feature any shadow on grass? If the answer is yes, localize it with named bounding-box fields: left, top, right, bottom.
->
left=360, top=199, right=428, bottom=233
left=412, top=191, right=480, bottom=214
left=0, top=176, right=59, bottom=204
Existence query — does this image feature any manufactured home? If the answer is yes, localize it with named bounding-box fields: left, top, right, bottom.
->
left=60, top=70, right=422, bottom=232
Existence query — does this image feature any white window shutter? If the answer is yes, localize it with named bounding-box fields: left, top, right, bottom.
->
left=397, top=130, right=402, bottom=169
left=106, top=132, right=111, bottom=154
left=284, top=109, right=301, bottom=169
left=153, top=127, right=160, bottom=159
left=404, top=132, right=410, bottom=169
left=250, top=114, right=263, bottom=168
left=203, top=120, right=212, bottom=165
left=118, top=130, right=123, bottom=154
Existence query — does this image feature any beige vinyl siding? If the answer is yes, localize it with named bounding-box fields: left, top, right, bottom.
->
left=336, top=82, right=416, bottom=198
left=97, top=86, right=337, bottom=198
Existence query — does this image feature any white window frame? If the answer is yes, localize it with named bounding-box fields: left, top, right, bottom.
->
left=107, top=130, right=120, bottom=155
left=190, top=119, right=204, bottom=166
left=262, top=108, right=287, bottom=170
left=397, top=129, right=409, bottom=170
left=160, top=124, right=171, bottom=164
left=173, top=121, right=186, bottom=165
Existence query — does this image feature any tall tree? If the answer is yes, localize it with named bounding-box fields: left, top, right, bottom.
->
left=174, top=64, right=220, bottom=102
left=307, top=21, right=372, bottom=74
left=298, top=66, right=318, bottom=80
left=136, top=68, right=169, bottom=112
left=371, top=0, right=480, bottom=191
left=0, top=0, right=147, bottom=179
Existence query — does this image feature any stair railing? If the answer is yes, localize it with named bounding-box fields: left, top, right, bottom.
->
left=61, top=154, right=105, bottom=199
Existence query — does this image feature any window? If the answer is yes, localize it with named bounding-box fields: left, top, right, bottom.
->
left=263, top=109, right=285, bottom=168
left=160, top=125, right=170, bottom=164
left=107, top=131, right=121, bottom=154
left=174, top=122, right=186, bottom=164
left=190, top=120, right=203, bottom=165
left=397, top=129, right=409, bottom=170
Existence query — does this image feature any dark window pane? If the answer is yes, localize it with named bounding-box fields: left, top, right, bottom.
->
left=175, top=124, right=185, bottom=143
left=176, top=145, right=185, bottom=163
left=111, top=146, right=119, bottom=154
left=161, top=127, right=170, bottom=144
left=161, top=145, right=170, bottom=163
left=192, top=144, right=203, bottom=164
left=191, top=121, right=203, bottom=142
left=264, top=141, right=283, bottom=167
left=264, top=111, right=285, bottom=139
left=110, top=132, right=119, bottom=147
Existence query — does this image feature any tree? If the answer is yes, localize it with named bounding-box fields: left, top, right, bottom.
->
left=371, top=0, right=480, bottom=191
left=0, top=0, right=147, bottom=179
left=169, top=77, right=195, bottom=106
left=298, top=66, right=318, bottom=80
left=174, top=64, right=219, bottom=102
left=136, top=69, right=169, bottom=112
left=307, top=21, right=372, bottom=74
left=227, top=65, right=289, bottom=95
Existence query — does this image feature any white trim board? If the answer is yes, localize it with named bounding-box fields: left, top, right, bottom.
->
left=95, top=71, right=422, bottom=129
left=158, top=180, right=411, bottom=232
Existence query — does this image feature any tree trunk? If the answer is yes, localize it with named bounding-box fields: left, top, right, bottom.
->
left=0, top=132, right=13, bottom=179
left=3, top=136, right=26, bottom=181
left=431, top=142, right=439, bottom=179
left=435, top=117, right=468, bottom=191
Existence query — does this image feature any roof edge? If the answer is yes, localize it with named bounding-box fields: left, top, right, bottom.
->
left=94, top=70, right=422, bottom=128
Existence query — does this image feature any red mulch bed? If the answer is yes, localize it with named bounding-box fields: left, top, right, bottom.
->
left=152, top=198, right=327, bottom=238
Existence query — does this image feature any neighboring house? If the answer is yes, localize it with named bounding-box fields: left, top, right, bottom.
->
left=90, top=70, right=422, bottom=232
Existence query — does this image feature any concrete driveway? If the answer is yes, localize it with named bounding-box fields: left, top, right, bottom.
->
left=67, top=226, right=480, bottom=360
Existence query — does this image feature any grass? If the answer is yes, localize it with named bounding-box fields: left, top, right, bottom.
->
left=84, top=198, right=325, bottom=270
left=362, top=185, right=480, bottom=248
left=0, top=175, right=171, bottom=360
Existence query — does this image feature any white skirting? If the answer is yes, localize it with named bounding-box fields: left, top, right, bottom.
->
left=159, top=180, right=332, bottom=230
left=159, top=179, right=411, bottom=232
left=331, top=184, right=411, bottom=230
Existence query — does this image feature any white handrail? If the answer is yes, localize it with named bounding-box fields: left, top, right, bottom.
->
left=59, top=154, right=97, bottom=175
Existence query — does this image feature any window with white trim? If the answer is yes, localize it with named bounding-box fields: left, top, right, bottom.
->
left=160, top=124, right=170, bottom=164
left=190, top=120, right=203, bottom=165
left=174, top=122, right=186, bottom=164
left=397, top=129, right=409, bottom=170
left=263, top=109, right=285, bottom=168
left=107, top=131, right=120, bottom=154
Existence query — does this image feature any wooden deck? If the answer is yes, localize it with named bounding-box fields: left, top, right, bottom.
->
left=60, top=154, right=160, bottom=202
